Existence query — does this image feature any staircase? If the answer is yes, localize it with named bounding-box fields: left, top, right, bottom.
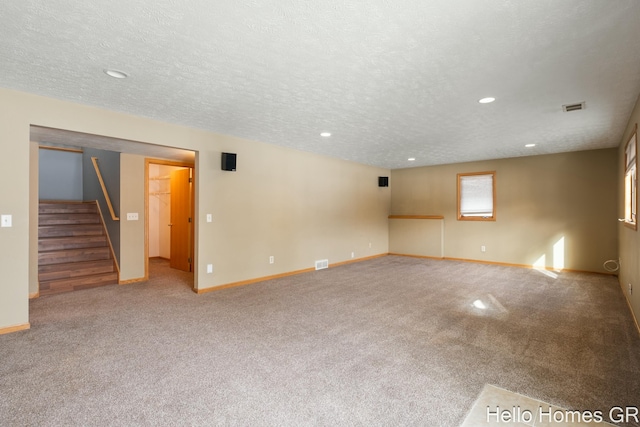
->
left=38, top=201, right=118, bottom=295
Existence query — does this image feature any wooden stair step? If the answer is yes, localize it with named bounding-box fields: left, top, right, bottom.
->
left=38, top=247, right=112, bottom=265
left=38, top=259, right=116, bottom=281
left=39, top=213, right=101, bottom=225
left=38, top=224, right=105, bottom=238
left=38, top=201, right=118, bottom=295
left=39, top=235, right=108, bottom=251
left=39, top=272, right=118, bottom=294
left=39, top=203, right=98, bottom=214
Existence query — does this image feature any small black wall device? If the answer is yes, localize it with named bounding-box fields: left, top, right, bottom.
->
left=378, top=176, right=389, bottom=187
left=221, top=152, right=237, bottom=171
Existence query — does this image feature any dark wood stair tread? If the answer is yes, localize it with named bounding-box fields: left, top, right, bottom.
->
left=38, top=235, right=108, bottom=251
left=38, top=247, right=112, bottom=265
left=39, top=259, right=116, bottom=281
left=39, top=224, right=105, bottom=238
left=39, top=272, right=118, bottom=294
left=39, top=203, right=98, bottom=214
left=39, top=213, right=102, bottom=225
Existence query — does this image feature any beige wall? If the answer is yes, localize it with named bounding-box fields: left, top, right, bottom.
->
left=389, top=218, right=443, bottom=257
left=120, top=154, right=147, bottom=282
left=0, top=99, right=30, bottom=329
left=200, top=135, right=390, bottom=286
left=618, top=94, right=640, bottom=326
left=390, top=149, right=618, bottom=273
left=0, top=87, right=390, bottom=331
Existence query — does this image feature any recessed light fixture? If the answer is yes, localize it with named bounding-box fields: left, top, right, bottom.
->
left=320, top=132, right=331, bottom=137
left=478, top=97, right=496, bottom=104
left=525, top=144, right=536, bottom=148
left=408, top=158, right=416, bottom=161
left=104, top=69, right=128, bottom=79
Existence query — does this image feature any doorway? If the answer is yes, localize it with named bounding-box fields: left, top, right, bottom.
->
left=146, top=159, right=195, bottom=289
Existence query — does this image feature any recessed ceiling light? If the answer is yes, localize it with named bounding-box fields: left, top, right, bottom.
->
left=408, top=158, right=416, bottom=161
left=320, top=132, right=331, bottom=137
left=525, top=143, right=536, bottom=148
left=104, top=69, right=128, bottom=79
left=478, top=97, right=496, bottom=104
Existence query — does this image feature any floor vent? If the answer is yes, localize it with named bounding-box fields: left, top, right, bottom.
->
left=315, top=259, right=329, bottom=270
left=562, top=102, right=585, bottom=112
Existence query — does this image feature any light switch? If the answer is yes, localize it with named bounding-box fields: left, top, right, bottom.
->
left=127, top=213, right=139, bottom=221
left=1, top=215, right=12, bottom=227
left=206, top=214, right=212, bottom=223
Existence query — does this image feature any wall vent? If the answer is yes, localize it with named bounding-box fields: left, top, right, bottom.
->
left=315, top=259, right=329, bottom=270
left=562, top=102, right=585, bottom=112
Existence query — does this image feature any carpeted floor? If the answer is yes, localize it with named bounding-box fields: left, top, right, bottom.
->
left=1, top=256, right=639, bottom=426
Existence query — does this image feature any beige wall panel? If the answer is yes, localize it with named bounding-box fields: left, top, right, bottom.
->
left=120, top=154, right=146, bottom=281
left=0, top=104, right=30, bottom=328
left=391, top=149, right=618, bottom=273
left=389, top=219, right=443, bottom=257
left=202, top=137, right=391, bottom=287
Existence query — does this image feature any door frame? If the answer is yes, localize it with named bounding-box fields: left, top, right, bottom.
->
left=144, top=158, right=195, bottom=288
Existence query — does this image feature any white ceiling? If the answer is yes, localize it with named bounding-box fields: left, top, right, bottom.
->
left=3, top=0, right=640, bottom=169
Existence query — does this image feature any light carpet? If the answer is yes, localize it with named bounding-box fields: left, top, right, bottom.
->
left=1, top=256, right=639, bottom=426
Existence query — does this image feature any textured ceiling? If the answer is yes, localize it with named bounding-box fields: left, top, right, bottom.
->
left=3, top=1, right=640, bottom=169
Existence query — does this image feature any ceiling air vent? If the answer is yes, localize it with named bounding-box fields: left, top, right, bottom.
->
left=562, top=102, right=585, bottom=112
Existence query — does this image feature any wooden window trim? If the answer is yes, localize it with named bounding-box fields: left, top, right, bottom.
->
left=457, top=171, right=496, bottom=222
left=624, top=124, right=637, bottom=230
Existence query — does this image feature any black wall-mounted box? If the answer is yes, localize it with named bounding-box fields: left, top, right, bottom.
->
left=221, top=152, right=237, bottom=171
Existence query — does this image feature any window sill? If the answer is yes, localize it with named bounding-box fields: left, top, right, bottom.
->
left=457, top=216, right=496, bottom=222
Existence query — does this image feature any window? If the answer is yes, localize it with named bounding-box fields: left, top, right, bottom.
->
left=457, top=171, right=496, bottom=221
left=624, top=125, right=637, bottom=230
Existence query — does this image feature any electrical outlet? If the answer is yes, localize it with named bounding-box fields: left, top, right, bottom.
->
left=207, top=264, right=213, bottom=274
left=269, top=256, right=274, bottom=264
left=1, top=214, right=12, bottom=228
left=481, top=245, right=486, bottom=252
left=351, top=252, right=355, bottom=258
left=629, top=283, right=633, bottom=295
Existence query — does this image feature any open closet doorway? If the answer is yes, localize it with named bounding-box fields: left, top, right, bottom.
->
left=146, top=159, right=195, bottom=289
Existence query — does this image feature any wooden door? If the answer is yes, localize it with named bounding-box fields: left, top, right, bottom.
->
left=170, top=168, right=193, bottom=272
